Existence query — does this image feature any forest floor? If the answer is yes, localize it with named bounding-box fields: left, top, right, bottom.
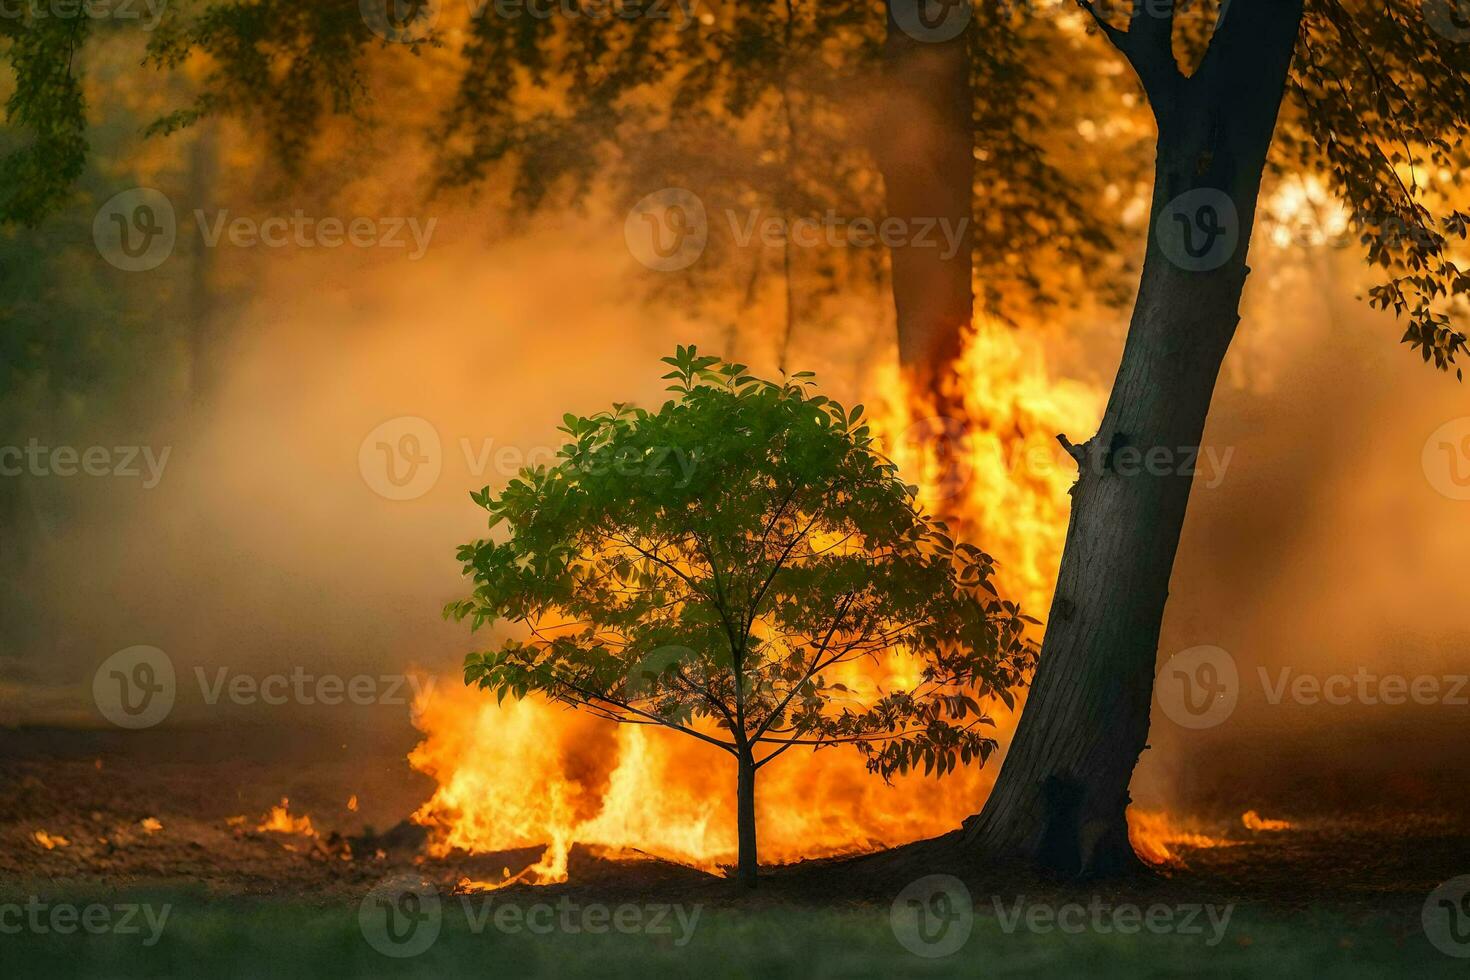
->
left=4, top=725, right=1468, bottom=976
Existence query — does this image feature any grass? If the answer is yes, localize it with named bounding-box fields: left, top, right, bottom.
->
left=0, top=884, right=1457, bottom=978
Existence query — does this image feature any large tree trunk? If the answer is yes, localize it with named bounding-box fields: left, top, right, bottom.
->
left=735, top=745, right=758, bottom=887
left=964, top=0, right=1304, bottom=875
left=879, top=0, right=974, bottom=396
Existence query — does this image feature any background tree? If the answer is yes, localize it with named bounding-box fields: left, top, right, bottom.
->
left=12, top=0, right=1132, bottom=389
left=445, top=347, right=1037, bottom=887
left=966, top=0, right=1470, bottom=876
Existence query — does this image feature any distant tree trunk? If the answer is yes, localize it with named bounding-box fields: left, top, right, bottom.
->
left=188, top=123, right=218, bottom=405
left=878, top=0, right=974, bottom=398
left=964, top=0, right=1303, bottom=875
left=735, top=744, right=758, bottom=888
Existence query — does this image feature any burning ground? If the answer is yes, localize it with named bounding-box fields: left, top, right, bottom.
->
left=6, top=712, right=1469, bottom=917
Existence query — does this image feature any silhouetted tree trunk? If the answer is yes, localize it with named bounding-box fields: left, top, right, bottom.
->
left=964, top=0, right=1304, bottom=875
left=878, top=0, right=974, bottom=397
left=735, top=744, right=758, bottom=888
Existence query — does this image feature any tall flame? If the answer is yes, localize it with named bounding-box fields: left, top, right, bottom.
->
left=409, top=320, right=1104, bottom=884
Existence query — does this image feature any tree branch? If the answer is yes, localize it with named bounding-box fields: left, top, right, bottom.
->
left=1076, top=0, right=1181, bottom=109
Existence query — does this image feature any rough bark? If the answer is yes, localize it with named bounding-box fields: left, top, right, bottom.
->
left=964, top=0, right=1305, bottom=875
left=879, top=0, right=975, bottom=396
left=735, top=745, right=758, bottom=888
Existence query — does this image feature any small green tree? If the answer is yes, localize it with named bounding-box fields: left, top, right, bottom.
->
left=446, top=346, right=1037, bottom=888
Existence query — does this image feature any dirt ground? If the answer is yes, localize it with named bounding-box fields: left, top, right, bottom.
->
left=5, top=722, right=1468, bottom=938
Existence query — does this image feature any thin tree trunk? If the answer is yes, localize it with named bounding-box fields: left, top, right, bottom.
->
left=879, top=0, right=974, bottom=397
left=964, top=0, right=1304, bottom=875
left=188, top=123, right=218, bottom=405
left=735, top=745, right=758, bottom=887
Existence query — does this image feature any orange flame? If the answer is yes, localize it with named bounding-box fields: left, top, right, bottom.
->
left=409, top=320, right=1104, bottom=883
left=33, top=830, right=70, bottom=850
left=1128, top=809, right=1228, bottom=867
left=257, top=798, right=317, bottom=837
left=1241, top=810, right=1292, bottom=832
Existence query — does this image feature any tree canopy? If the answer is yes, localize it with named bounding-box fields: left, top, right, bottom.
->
left=6, top=1, right=1466, bottom=368
left=446, top=346, right=1038, bottom=781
